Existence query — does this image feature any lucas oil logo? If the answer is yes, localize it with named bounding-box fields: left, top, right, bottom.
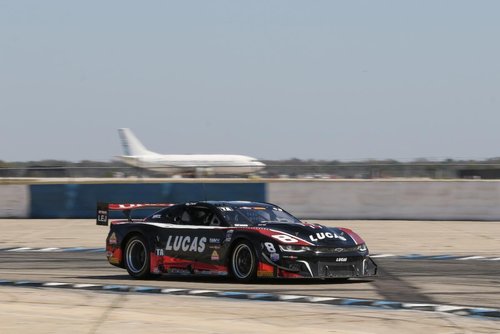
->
left=309, top=232, right=346, bottom=242
left=159, top=235, right=207, bottom=254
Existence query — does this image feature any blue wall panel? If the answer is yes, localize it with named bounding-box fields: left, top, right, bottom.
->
left=29, top=183, right=266, bottom=218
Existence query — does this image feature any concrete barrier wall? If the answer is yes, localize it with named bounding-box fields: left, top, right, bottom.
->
left=268, top=181, right=500, bottom=220
left=1, top=180, right=500, bottom=220
left=0, top=185, right=30, bottom=218
left=29, top=182, right=266, bottom=218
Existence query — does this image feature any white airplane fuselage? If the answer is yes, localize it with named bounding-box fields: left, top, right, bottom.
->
left=117, top=129, right=265, bottom=176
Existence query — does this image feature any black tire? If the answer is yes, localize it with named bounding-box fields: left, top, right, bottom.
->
left=124, top=235, right=151, bottom=279
left=230, top=240, right=258, bottom=283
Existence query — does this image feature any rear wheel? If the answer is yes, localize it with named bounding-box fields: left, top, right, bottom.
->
left=124, top=235, right=151, bottom=279
left=230, top=240, right=258, bottom=283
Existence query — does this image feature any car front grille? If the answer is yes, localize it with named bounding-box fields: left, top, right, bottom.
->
left=318, top=260, right=363, bottom=278
left=314, top=246, right=359, bottom=254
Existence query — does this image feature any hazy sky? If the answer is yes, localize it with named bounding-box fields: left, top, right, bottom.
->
left=1, top=1, right=499, bottom=162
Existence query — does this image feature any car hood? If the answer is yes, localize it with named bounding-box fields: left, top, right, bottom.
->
left=259, top=222, right=365, bottom=247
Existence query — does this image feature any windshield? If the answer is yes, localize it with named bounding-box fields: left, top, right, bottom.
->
left=220, top=205, right=301, bottom=225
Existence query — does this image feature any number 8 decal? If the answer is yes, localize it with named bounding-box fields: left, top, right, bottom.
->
left=264, top=242, right=276, bottom=253
left=271, top=234, right=298, bottom=243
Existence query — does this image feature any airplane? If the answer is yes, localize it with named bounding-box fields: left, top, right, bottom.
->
left=117, top=128, right=265, bottom=177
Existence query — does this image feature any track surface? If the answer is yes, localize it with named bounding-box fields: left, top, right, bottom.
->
left=1, top=252, right=499, bottom=308
left=2, top=220, right=500, bottom=333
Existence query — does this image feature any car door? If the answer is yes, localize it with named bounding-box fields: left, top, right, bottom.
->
left=152, top=204, right=226, bottom=272
left=182, top=205, right=228, bottom=270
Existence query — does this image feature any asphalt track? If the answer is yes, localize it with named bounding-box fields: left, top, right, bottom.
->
left=1, top=219, right=500, bottom=333
left=1, top=251, right=500, bottom=309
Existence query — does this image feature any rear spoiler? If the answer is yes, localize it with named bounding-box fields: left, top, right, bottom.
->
left=96, top=202, right=174, bottom=226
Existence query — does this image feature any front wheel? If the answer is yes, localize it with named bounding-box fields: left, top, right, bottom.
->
left=124, top=235, right=151, bottom=279
left=230, top=240, right=258, bottom=283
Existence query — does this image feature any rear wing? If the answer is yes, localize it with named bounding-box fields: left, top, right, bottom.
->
left=96, top=202, right=174, bottom=226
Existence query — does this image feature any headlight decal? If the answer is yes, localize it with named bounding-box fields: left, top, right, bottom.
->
left=278, top=244, right=312, bottom=252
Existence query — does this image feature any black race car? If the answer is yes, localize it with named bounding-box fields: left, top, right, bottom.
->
left=97, top=201, right=377, bottom=282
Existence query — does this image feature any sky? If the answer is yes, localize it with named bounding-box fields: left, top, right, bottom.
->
left=1, top=1, right=499, bottom=162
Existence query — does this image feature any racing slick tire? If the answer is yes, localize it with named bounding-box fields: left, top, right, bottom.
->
left=124, top=235, right=152, bottom=279
left=230, top=240, right=258, bottom=283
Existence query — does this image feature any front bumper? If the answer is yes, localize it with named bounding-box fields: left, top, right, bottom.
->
left=260, top=252, right=377, bottom=279
left=315, top=257, right=377, bottom=278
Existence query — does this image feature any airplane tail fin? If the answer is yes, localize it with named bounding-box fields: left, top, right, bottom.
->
left=118, top=128, right=153, bottom=156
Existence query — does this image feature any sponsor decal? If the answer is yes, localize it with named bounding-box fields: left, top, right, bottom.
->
left=225, top=230, right=234, bottom=242
left=270, top=253, right=280, bottom=262
left=336, top=257, right=347, bottom=262
left=164, top=236, right=207, bottom=253
left=234, top=224, right=248, bottom=227
left=209, top=238, right=221, bottom=244
left=152, top=214, right=161, bottom=219
left=309, top=232, right=346, bottom=242
left=155, top=248, right=164, bottom=256
left=97, top=210, right=107, bottom=223
left=257, top=270, right=274, bottom=277
left=211, top=250, right=220, bottom=261
left=167, top=268, right=191, bottom=275
left=108, top=232, right=117, bottom=245
left=218, top=207, right=233, bottom=211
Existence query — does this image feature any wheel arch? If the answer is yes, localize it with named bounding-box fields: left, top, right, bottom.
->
left=225, top=235, right=263, bottom=266
left=120, top=231, right=150, bottom=267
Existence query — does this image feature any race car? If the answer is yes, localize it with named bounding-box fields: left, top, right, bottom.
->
left=96, top=201, right=377, bottom=282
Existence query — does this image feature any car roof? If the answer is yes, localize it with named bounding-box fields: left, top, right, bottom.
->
left=200, top=201, right=274, bottom=208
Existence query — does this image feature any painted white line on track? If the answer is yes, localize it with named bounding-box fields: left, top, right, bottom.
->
left=73, top=284, right=100, bottom=288
left=7, top=247, right=32, bottom=252
left=42, top=282, right=70, bottom=287
left=370, top=254, right=396, bottom=258
left=435, top=305, right=469, bottom=312
left=188, top=290, right=218, bottom=295
left=403, top=303, right=437, bottom=308
left=161, top=288, right=187, bottom=294
left=278, top=295, right=307, bottom=301
left=307, top=297, right=338, bottom=303
left=457, top=256, right=485, bottom=260
left=38, top=248, right=60, bottom=252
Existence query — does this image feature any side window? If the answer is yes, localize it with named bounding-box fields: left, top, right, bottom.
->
left=146, top=205, right=189, bottom=224
left=191, top=208, right=210, bottom=225
left=205, top=210, right=227, bottom=227
left=147, top=208, right=171, bottom=223
left=181, top=207, right=211, bottom=226
left=163, top=205, right=186, bottom=224
left=180, top=209, right=192, bottom=224
left=148, top=205, right=226, bottom=226
left=220, top=211, right=240, bottom=225
left=208, top=214, right=221, bottom=226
